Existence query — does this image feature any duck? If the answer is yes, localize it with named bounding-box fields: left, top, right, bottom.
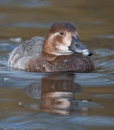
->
left=8, top=22, right=94, bottom=73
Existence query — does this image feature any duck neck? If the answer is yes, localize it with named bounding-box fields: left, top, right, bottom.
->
left=42, top=51, right=57, bottom=62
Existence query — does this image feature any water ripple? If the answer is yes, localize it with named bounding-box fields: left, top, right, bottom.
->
left=0, top=0, right=49, bottom=8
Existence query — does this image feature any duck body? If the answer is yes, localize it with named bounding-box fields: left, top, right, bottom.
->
left=32, top=53, right=94, bottom=73
left=8, top=22, right=94, bottom=73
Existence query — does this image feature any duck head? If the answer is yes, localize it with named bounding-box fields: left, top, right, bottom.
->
left=43, top=22, right=93, bottom=56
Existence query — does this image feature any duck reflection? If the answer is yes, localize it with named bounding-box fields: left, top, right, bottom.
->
left=24, top=74, right=81, bottom=115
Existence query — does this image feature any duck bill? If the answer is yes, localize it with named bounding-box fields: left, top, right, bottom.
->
left=69, top=36, right=93, bottom=56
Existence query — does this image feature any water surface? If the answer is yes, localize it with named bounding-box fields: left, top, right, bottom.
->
left=0, top=0, right=114, bottom=130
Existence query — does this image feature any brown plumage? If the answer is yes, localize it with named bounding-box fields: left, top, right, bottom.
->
left=8, top=21, right=94, bottom=73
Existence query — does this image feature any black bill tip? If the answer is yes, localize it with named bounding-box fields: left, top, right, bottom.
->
left=88, top=51, right=93, bottom=56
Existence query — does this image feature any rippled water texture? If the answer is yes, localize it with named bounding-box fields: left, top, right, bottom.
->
left=0, top=0, right=114, bottom=130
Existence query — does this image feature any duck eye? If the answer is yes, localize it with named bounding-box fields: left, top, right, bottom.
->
left=59, top=32, right=64, bottom=36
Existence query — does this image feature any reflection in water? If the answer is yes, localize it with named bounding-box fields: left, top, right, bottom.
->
left=25, top=74, right=81, bottom=115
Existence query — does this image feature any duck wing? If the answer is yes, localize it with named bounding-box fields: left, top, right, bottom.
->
left=8, top=36, right=45, bottom=70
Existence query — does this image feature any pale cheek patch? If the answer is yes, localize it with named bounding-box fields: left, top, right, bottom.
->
left=63, top=32, right=71, bottom=47
left=54, top=32, right=72, bottom=55
left=48, top=32, right=59, bottom=41
left=45, top=32, right=73, bottom=55
left=54, top=44, right=73, bottom=55
left=57, top=44, right=69, bottom=51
